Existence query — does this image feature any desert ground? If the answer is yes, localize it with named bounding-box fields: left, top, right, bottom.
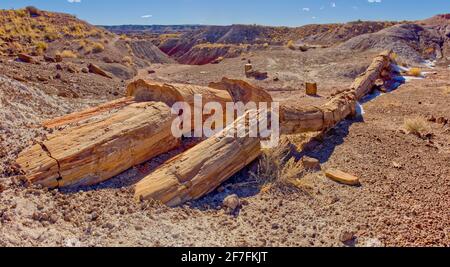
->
left=0, top=7, right=449, bottom=247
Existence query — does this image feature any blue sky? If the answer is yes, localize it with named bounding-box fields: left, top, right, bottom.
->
left=0, top=0, right=449, bottom=26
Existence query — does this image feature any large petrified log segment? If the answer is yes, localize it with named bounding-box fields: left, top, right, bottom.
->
left=208, top=77, right=273, bottom=103
left=134, top=111, right=263, bottom=206
left=17, top=102, right=180, bottom=188
left=43, top=97, right=135, bottom=128
left=352, top=50, right=392, bottom=100
left=127, top=79, right=232, bottom=106
left=280, top=105, right=324, bottom=134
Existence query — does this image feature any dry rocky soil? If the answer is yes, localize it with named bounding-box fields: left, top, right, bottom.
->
left=0, top=9, right=449, bottom=247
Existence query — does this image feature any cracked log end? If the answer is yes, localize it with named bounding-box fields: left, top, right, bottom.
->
left=17, top=101, right=180, bottom=188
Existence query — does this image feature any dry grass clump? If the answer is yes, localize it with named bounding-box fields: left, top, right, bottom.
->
left=286, top=40, right=296, bottom=50
left=444, top=86, right=450, bottom=95
left=406, top=67, right=422, bottom=77
left=57, top=50, right=77, bottom=58
left=404, top=116, right=428, bottom=136
left=122, top=56, right=133, bottom=66
left=92, top=42, right=105, bottom=53
left=250, top=139, right=303, bottom=188
left=34, top=41, right=48, bottom=55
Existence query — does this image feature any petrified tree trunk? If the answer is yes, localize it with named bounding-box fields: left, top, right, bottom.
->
left=134, top=111, right=263, bottom=206
left=280, top=50, right=391, bottom=135
left=17, top=102, right=179, bottom=188
left=352, top=50, right=392, bottom=100
left=127, top=79, right=232, bottom=106
left=208, top=77, right=273, bottom=103
left=43, top=97, right=135, bottom=128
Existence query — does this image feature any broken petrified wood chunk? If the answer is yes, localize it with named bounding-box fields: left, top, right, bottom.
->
left=134, top=111, right=264, bottom=206
left=17, top=102, right=180, bottom=188
left=305, top=82, right=318, bottom=96
left=325, top=169, right=360, bottom=186
left=88, top=63, right=113, bottom=79
left=208, top=77, right=273, bottom=103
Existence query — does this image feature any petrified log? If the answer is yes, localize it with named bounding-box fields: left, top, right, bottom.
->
left=43, top=97, right=135, bottom=128
left=127, top=79, right=232, bottom=105
left=134, top=111, right=263, bottom=206
left=17, top=101, right=179, bottom=188
left=352, top=50, right=392, bottom=100
left=208, top=77, right=273, bottom=103
left=280, top=105, right=324, bottom=134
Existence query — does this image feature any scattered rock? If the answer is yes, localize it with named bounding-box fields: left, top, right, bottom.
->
left=36, top=75, right=48, bottom=82
left=302, top=156, right=321, bottom=171
left=340, top=231, right=357, bottom=246
left=436, top=117, right=448, bottom=125
left=223, top=194, right=241, bottom=213
left=211, top=56, right=224, bottom=64
left=148, top=70, right=156, bottom=74
left=81, top=67, right=89, bottom=73
left=17, top=53, right=35, bottom=63
left=54, top=73, right=62, bottom=79
left=392, top=161, right=402, bottom=169
left=56, top=64, right=63, bottom=71
left=88, top=63, right=113, bottom=79
left=55, top=54, right=63, bottom=63
left=273, top=77, right=280, bottom=82
left=325, top=169, right=360, bottom=186
left=66, top=64, right=79, bottom=73
left=43, top=55, right=56, bottom=63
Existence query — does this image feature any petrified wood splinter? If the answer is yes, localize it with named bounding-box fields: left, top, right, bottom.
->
left=134, top=111, right=264, bottom=206
left=17, top=101, right=179, bottom=188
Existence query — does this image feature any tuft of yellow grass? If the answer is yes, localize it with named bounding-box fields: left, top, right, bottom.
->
left=404, top=116, right=428, bottom=136
left=286, top=40, right=296, bottom=50
left=406, top=67, right=422, bottom=77
left=34, top=41, right=47, bottom=55
left=57, top=50, right=77, bottom=58
left=92, top=42, right=105, bottom=53
left=122, top=56, right=133, bottom=66
left=444, top=86, right=450, bottom=95
left=250, top=139, right=303, bottom=188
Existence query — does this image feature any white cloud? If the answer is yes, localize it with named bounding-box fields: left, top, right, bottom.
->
left=368, top=0, right=382, bottom=3
left=68, top=0, right=81, bottom=3
left=331, top=2, right=336, bottom=8
left=141, top=14, right=153, bottom=18
left=302, top=7, right=310, bottom=12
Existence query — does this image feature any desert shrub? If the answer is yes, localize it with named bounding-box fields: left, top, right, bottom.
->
left=444, top=86, right=450, bottom=95
left=407, top=67, right=422, bottom=77
left=390, top=52, right=398, bottom=62
left=57, top=50, right=77, bottom=58
left=44, top=32, right=59, bottom=42
left=404, top=116, right=428, bottom=136
left=286, top=40, right=296, bottom=50
left=34, top=41, right=48, bottom=55
left=122, top=56, right=133, bottom=65
left=263, top=43, right=269, bottom=49
left=92, top=42, right=105, bottom=53
left=250, top=139, right=303, bottom=188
